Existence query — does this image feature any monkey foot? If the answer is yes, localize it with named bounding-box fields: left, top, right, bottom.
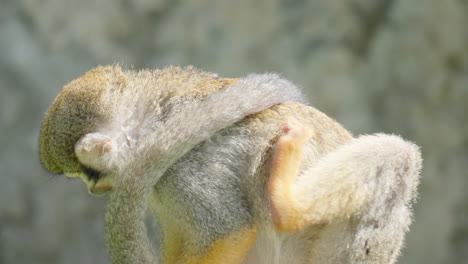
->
left=268, top=118, right=313, bottom=232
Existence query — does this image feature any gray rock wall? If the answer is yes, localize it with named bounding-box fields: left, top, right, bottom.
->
left=1, top=0, right=466, bottom=263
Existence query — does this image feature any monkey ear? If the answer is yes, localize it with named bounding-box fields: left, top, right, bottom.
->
left=75, top=133, right=114, bottom=170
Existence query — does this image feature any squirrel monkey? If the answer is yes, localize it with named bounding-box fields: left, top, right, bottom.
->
left=39, top=65, right=422, bottom=264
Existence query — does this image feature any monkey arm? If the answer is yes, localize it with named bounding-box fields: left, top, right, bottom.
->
left=268, top=123, right=422, bottom=233
left=105, top=174, right=158, bottom=264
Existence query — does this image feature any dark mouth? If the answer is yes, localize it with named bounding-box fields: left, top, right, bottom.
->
left=82, top=166, right=102, bottom=181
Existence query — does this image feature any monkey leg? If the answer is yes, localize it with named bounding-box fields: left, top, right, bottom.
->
left=269, top=131, right=421, bottom=233
left=268, top=118, right=313, bottom=232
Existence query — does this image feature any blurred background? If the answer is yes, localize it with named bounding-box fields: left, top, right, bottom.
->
left=1, top=0, right=467, bottom=263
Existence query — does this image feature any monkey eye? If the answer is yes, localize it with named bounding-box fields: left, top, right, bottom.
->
left=82, top=166, right=102, bottom=181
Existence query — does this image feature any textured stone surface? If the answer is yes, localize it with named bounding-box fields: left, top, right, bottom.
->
left=0, top=0, right=467, bottom=263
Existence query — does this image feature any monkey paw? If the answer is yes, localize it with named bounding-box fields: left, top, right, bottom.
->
left=279, top=118, right=313, bottom=145
left=75, top=133, right=114, bottom=170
